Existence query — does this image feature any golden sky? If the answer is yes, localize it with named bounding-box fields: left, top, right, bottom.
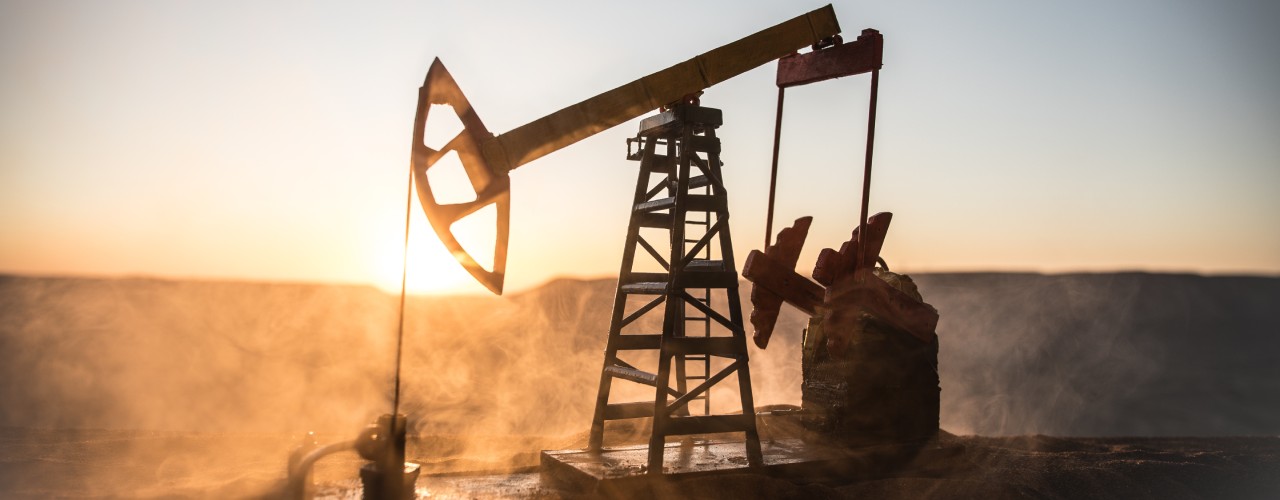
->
left=2, top=1, right=1278, bottom=294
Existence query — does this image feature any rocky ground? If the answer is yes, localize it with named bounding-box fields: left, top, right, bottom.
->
left=1, top=427, right=1277, bottom=499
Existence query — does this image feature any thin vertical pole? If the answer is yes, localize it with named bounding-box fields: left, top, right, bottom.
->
left=856, top=69, right=879, bottom=271
left=393, top=166, right=413, bottom=417
left=764, top=87, right=786, bottom=248
left=372, top=161, right=415, bottom=498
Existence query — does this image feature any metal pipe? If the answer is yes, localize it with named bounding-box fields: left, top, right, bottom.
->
left=285, top=440, right=357, bottom=500
left=394, top=149, right=412, bottom=424
left=765, top=87, right=786, bottom=248
left=856, top=69, right=879, bottom=273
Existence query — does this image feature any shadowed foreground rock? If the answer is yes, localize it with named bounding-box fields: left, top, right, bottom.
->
left=3, top=428, right=1276, bottom=499
left=801, top=269, right=940, bottom=447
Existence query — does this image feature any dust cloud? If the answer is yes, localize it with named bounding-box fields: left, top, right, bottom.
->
left=1, top=272, right=1277, bottom=496
left=913, top=272, right=1280, bottom=437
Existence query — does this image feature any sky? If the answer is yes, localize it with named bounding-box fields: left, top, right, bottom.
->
left=2, top=0, right=1278, bottom=295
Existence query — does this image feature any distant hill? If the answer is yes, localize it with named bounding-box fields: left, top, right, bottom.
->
left=1, top=272, right=1276, bottom=437
left=914, top=272, right=1280, bottom=436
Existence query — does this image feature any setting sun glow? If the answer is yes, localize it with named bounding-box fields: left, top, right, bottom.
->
left=374, top=187, right=498, bottom=295
left=1, top=1, right=1276, bottom=295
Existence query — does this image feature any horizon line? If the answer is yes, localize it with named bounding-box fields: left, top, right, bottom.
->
left=4, top=268, right=1279, bottom=298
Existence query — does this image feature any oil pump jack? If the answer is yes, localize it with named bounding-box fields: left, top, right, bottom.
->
left=286, top=4, right=941, bottom=497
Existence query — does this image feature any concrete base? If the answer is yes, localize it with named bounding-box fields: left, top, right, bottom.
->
left=540, top=437, right=961, bottom=495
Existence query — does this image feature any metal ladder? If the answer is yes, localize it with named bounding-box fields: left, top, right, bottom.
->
left=587, top=103, right=762, bottom=473
left=678, top=193, right=715, bottom=417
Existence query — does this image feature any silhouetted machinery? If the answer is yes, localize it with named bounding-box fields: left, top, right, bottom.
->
left=287, top=4, right=942, bottom=498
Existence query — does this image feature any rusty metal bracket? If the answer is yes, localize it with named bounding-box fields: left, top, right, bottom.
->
left=777, top=28, right=883, bottom=88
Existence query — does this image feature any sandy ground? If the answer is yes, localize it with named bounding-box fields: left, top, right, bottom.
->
left=2, top=275, right=1277, bottom=498
left=1, top=427, right=1276, bottom=499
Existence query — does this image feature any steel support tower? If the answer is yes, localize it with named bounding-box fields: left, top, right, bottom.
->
left=588, top=103, right=762, bottom=472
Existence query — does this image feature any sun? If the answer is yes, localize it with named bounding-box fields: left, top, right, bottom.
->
left=372, top=220, right=470, bottom=296
left=373, top=196, right=501, bottom=296
left=373, top=241, right=465, bottom=296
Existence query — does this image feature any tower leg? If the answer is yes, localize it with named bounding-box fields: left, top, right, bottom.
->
left=588, top=103, right=761, bottom=473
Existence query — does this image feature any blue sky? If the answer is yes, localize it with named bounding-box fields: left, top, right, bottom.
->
left=2, top=0, right=1277, bottom=293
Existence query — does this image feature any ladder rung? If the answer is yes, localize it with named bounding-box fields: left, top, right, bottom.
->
left=665, top=337, right=743, bottom=356
left=642, top=155, right=675, bottom=175
left=687, top=136, right=721, bottom=154
left=686, top=260, right=725, bottom=271
left=633, top=194, right=725, bottom=214
left=685, top=220, right=710, bottom=226
left=620, top=270, right=731, bottom=292
left=612, top=334, right=662, bottom=350
left=688, top=175, right=711, bottom=190
left=605, top=364, right=657, bottom=386
left=634, top=197, right=674, bottom=213
left=686, top=195, right=726, bottom=213
left=604, top=402, right=653, bottom=420
left=662, top=414, right=752, bottom=436
left=620, top=282, right=667, bottom=295
left=634, top=213, right=672, bottom=229
left=678, top=270, right=737, bottom=289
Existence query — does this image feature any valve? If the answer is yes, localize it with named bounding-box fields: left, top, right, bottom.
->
left=356, top=414, right=420, bottom=500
